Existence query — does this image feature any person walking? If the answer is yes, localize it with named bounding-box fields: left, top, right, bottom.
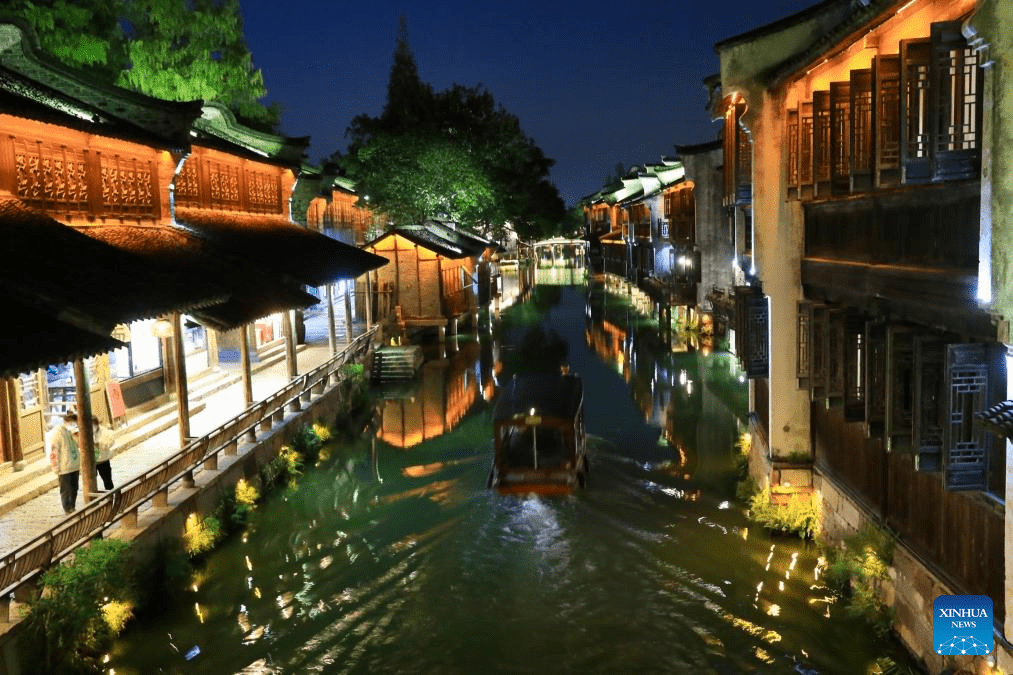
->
left=92, top=415, right=114, bottom=491
left=47, top=412, right=80, bottom=514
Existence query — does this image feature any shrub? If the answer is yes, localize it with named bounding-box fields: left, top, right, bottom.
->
left=748, top=488, right=821, bottom=539
left=821, top=524, right=895, bottom=636
left=21, top=538, right=133, bottom=673
left=182, top=513, right=222, bottom=558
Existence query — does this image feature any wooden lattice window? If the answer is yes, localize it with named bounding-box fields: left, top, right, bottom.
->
left=797, top=302, right=811, bottom=389
left=851, top=69, right=874, bottom=192
left=174, top=159, right=201, bottom=208
left=12, top=138, right=89, bottom=214
left=913, top=336, right=945, bottom=472
left=246, top=169, right=281, bottom=214
left=932, top=21, right=982, bottom=180
left=207, top=160, right=241, bottom=209
left=901, top=38, right=932, bottom=182
left=98, top=154, right=156, bottom=218
left=799, top=101, right=814, bottom=199
left=745, top=294, right=769, bottom=379
left=874, top=55, right=901, bottom=186
left=943, top=343, right=994, bottom=491
left=830, top=82, right=851, bottom=195
left=814, top=91, right=832, bottom=195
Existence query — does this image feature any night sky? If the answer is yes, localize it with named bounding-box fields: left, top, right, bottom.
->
left=241, top=0, right=816, bottom=207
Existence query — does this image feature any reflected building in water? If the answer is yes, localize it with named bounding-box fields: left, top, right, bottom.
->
left=375, top=339, right=499, bottom=449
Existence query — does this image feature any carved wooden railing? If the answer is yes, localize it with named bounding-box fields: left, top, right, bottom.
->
left=0, top=326, right=377, bottom=601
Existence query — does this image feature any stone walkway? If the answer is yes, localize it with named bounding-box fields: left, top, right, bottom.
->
left=0, top=311, right=359, bottom=558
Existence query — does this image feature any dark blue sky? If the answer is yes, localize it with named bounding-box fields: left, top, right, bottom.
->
left=242, top=0, right=815, bottom=207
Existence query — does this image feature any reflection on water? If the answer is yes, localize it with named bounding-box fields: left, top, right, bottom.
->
left=110, top=282, right=909, bottom=674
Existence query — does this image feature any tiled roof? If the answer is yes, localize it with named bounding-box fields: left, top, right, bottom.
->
left=75, top=221, right=322, bottom=331
left=0, top=21, right=201, bottom=147
left=371, top=220, right=493, bottom=260
left=193, top=103, right=309, bottom=167
left=0, top=291, right=124, bottom=378
left=976, top=400, right=1013, bottom=439
left=174, top=207, right=388, bottom=286
left=1, top=198, right=227, bottom=334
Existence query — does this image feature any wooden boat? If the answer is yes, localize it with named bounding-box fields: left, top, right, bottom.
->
left=489, top=372, right=588, bottom=494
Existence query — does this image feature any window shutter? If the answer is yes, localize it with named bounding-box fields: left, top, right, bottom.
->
left=830, top=81, right=851, bottom=195
left=885, top=325, right=914, bottom=452
left=826, top=309, right=845, bottom=400
left=930, top=21, right=981, bottom=181
left=814, top=90, right=832, bottom=196
left=797, top=302, right=811, bottom=389
left=900, top=38, right=932, bottom=183
left=873, top=54, right=901, bottom=187
left=850, top=68, right=874, bottom=192
left=913, top=336, right=945, bottom=472
left=787, top=108, right=799, bottom=199
left=843, top=313, right=866, bottom=421
left=943, top=343, right=990, bottom=491
left=810, top=306, right=827, bottom=401
left=745, top=294, right=769, bottom=379
left=865, top=321, right=887, bottom=436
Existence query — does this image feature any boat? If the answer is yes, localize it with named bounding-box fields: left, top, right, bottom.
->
left=489, top=371, right=588, bottom=494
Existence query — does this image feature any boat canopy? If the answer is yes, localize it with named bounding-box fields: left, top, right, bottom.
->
left=492, top=373, right=583, bottom=424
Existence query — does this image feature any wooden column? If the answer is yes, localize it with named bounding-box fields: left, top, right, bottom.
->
left=325, top=283, right=337, bottom=355
left=364, top=273, right=373, bottom=330
left=343, top=281, right=354, bottom=344
left=7, top=379, right=23, bottom=464
left=240, top=324, right=253, bottom=408
left=73, top=359, right=96, bottom=502
left=171, top=311, right=191, bottom=448
left=283, top=310, right=298, bottom=379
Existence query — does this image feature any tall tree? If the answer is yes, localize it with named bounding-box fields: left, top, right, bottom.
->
left=118, top=0, right=279, bottom=130
left=344, top=21, right=565, bottom=238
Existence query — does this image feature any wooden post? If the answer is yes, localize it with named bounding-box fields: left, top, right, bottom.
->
left=283, top=310, right=299, bottom=412
left=326, top=283, right=337, bottom=355
left=171, top=312, right=191, bottom=448
left=364, top=274, right=373, bottom=330
left=73, top=359, right=96, bottom=502
left=283, top=310, right=298, bottom=379
left=239, top=325, right=253, bottom=406
left=344, top=281, right=354, bottom=344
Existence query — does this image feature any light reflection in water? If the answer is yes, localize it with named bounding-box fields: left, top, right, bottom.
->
left=109, top=283, right=914, bottom=674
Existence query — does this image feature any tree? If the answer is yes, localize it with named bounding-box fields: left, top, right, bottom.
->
left=343, top=19, right=565, bottom=238
left=6, top=0, right=127, bottom=81
left=118, top=0, right=279, bottom=130
left=6, top=0, right=279, bottom=131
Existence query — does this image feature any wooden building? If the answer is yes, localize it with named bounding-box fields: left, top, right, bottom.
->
left=364, top=220, right=494, bottom=337
left=0, top=20, right=384, bottom=465
left=714, top=0, right=1013, bottom=668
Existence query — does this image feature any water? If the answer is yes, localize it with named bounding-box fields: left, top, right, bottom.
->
left=110, top=282, right=910, bottom=674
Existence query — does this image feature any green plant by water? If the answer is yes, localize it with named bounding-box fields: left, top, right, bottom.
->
left=819, top=523, right=896, bottom=637
left=21, top=538, right=134, bottom=674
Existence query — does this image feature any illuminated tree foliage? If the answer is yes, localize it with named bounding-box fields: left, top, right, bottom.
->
left=5, top=0, right=126, bottom=81
left=6, top=0, right=278, bottom=130
left=118, top=0, right=279, bottom=130
left=343, top=18, right=566, bottom=239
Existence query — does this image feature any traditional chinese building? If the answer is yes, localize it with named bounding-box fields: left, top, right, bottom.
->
left=715, top=0, right=1013, bottom=668
left=0, top=19, right=384, bottom=465
left=364, top=219, right=494, bottom=339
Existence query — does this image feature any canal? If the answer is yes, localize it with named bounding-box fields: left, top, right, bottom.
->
left=109, top=279, right=911, bottom=674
